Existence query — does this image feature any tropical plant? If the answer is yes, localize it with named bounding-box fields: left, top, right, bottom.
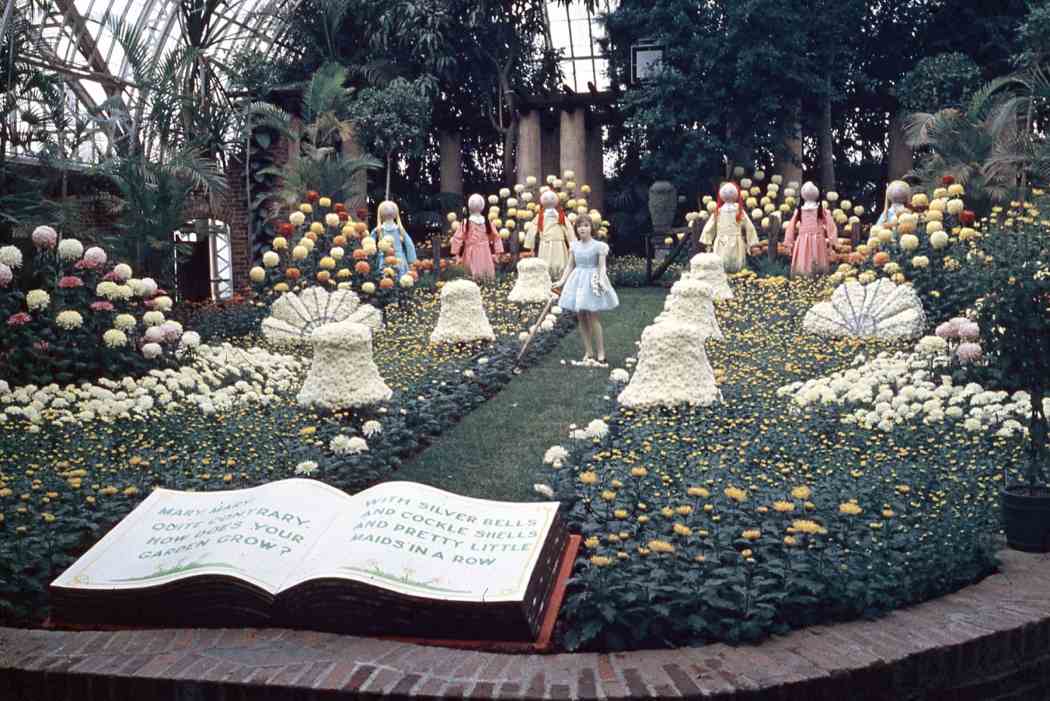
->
left=904, top=75, right=1030, bottom=208
left=248, top=62, right=382, bottom=208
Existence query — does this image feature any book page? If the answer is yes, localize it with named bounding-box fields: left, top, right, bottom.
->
left=52, top=479, right=349, bottom=595
left=284, top=481, right=560, bottom=602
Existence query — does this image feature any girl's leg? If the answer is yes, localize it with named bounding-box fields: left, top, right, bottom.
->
left=576, top=311, right=594, bottom=359
left=592, top=313, right=606, bottom=362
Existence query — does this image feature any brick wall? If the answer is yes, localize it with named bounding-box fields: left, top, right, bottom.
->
left=1, top=548, right=1049, bottom=700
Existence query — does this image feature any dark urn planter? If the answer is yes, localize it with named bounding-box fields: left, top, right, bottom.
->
left=1001, top=485, right=1050, bottom=552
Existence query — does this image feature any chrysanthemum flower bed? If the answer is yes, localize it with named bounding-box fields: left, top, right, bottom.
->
left=0, top=276, right=572, bottom=624
left=550, top=275, right=1008, bottom=651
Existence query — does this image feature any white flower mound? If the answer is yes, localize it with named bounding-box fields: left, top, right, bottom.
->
left=508, top=257, right=552, bottom=303
left=618, top=321, right=722, bottom=409
left=430, top=279, right=495, bottom=344
left=653, top=278, right=723, bottom=341
left=683, top=253, right=733, bottom=301
left=262, top=286, right=381, bottom=345
left=803, top=278, right=925, bottom=340
left=298, top=320, right=392, bottom=410
left=777, top=343, right=1050, bottom=435
left=0, top=343, right=304, bottom=425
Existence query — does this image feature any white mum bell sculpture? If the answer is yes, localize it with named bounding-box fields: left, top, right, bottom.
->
left=684, top=253, right=733, bottom=301
left=508, top=257, right=552, bottom=304
left=653, top=278, right=723, bottom=341
left=430, top=279, right=496, bottom=344
left=297, top=321, right=392, bottom=410
left=617, top=321, right=722, bottom=409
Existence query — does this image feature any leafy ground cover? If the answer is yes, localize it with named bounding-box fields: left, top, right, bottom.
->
left=550, top=274, right=1008, bottom=651
left=0, top=276, right=569, bottom=623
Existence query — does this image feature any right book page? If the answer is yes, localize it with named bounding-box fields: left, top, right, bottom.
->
left=283, top=481, right=561, bottom=603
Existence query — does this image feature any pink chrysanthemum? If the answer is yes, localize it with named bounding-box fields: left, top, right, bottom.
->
left=58, top=276, right=83, bottom=289
left=6, top=312, right=31, bottom=327
left=956, top=342, right=983, bottom=364
left=89, top=301, right=115, bottom=312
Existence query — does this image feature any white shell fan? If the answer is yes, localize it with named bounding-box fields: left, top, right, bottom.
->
left=262, top=287, right=381, bottom=345
left=803, top=279, right=926, bottom=340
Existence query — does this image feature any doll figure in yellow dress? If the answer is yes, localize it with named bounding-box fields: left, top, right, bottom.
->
left=524, top=190, right=575, bottom=278
left=699, top=182, right=760, bottom=273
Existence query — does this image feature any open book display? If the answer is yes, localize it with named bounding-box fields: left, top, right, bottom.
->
left=51, top=480, right=569, bottom=643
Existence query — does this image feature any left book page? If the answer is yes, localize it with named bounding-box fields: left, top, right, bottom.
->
left=52, top=479, right=350, bottom=596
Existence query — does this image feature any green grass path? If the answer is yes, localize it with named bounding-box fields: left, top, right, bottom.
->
left=394, top=287, right=668, bottom=502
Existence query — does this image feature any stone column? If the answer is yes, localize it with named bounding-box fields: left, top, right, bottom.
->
left=541, top=120, right=560, bottom=184
left=585, top=123, right=605, bottom=213
left=515, top=111, right=542, bottom=185
left=559, top=109, right=587, bottom=186
left=341, top=121, right=368, bottom=210
left=439, top=131, right=463, bottom=195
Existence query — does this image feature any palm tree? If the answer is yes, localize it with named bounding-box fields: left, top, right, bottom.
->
left=904, top=75, right=1031, bottom=208
left=248, top=62, right=381, bottom=209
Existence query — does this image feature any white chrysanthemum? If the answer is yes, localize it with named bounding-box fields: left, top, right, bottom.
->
left=143, top=311, right=165, bottom=327
left=609, top=368, right=630, bottom=383
left=57, top=239, right=83, bottom=262
left=112, top=263, right=133, bottom=281
left=26, top=289, right=50, bottom=311
left=362, top=420, right=382, bottom=437
left=142, top=342, right=163, bottom=359
left=916, top=335, right=948, bottom=355
left=180, top=331, right=201, bottom=349
left=0, top=245, right=24, bottom=268
left=153, top=295, right=173, bottom=312
left=135, top=277, right=158, bottom=298
left=586, top=419, right=609, bottom=438
left=262, top=251, right=280, bottom=268
left=290, top=211, right=306, bottom=226
left=103, top=329, right=128, bottom=348
left=533, top=484, right=555, bottom=499
left=543, top=445, right=569, bottom=464
left=295, top=460, right=319, bottom=475
left=55, top=310, right=84, bottom=330
left=96, top=281, right=119, bottom=300
left=83, top=246, right=107, bottom=266
left=114, top=314, right=137, bottom=330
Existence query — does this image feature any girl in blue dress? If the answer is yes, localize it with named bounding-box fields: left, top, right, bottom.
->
left=553, top=215, right=619, bottom=364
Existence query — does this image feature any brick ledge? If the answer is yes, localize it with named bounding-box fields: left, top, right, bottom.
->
left=1, top=549, right=1049, bottom=700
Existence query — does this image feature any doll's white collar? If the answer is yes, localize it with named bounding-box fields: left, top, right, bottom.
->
left=468, top=214, right=485, bottom=224
left=802, top=201, right=819, bottom=210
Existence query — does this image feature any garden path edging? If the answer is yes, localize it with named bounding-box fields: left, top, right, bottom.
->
left=1, top=548, right=1048, bottom=700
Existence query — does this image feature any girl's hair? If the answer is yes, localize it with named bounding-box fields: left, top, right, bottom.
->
left=576, top=215, right=594, bottom=233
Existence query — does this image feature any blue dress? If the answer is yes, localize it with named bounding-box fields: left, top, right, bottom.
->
left=371, top=223, right=417, bottom=275
left=559, top=240, right=619, bottom=312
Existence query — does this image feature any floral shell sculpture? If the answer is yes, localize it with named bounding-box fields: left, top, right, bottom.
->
left=803, top=278, right=926, bottom=340
left=261, top=287, right=381, bottom=343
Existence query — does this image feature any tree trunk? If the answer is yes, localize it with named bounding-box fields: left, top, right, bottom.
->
left=819, top=80, right=836, bottom=192
left=385, top=151, right=392, bottom=201
left=776, top=99, right=804, bottom=185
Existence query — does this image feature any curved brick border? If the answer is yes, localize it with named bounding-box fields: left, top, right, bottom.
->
left=1, top=549, right=1049, bottom=700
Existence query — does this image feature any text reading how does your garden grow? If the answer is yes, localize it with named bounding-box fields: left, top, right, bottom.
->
left=350, top=495, right=542, bottom=566
left=139, top=497, right=313, bottom=560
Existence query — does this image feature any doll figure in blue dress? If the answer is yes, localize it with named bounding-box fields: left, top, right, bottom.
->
left=552, top=215, right=619, bottom=364
left=370, top=200, right=417, bottom=276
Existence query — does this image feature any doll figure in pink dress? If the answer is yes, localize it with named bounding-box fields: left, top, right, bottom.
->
left=452, top=193, right=504, bottom=280
left=783, top=181, right=837, bottom=276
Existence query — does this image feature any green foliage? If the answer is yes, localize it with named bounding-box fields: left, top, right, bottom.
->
left=546, top=277, right=1004, bottom=651
left=347, top=77, right=435, bottom=198
left=897, top=53, right=984, bottom=113
left=973, top=197, right=1050, bottom=484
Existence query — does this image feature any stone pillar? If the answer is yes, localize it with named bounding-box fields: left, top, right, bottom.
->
left=341, top=121, right=368, bottom=210
left=559, top=109, right=587, bottom=186
left=540, top=122, right=560, bottom=183
left=515, top=111, right=542, bottom=185
left=439, top=131, right=463, bottom=195
left=585, top=123, right=605, bottom=213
